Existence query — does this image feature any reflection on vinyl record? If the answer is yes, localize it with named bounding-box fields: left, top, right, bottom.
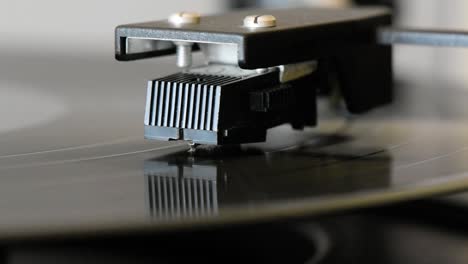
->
left=144, top=144, right=391, bottom=220
left=145, top=156, right=219, bottom=219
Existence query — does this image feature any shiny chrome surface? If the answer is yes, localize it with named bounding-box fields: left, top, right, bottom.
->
left=2, top=51, right=468, bottom=240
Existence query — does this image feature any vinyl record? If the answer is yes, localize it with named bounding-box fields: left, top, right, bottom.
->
left=1, top=51, right=468, bottom=241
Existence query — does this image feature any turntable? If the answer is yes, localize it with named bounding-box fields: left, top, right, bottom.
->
left=3, top=3, right=468, bottom=264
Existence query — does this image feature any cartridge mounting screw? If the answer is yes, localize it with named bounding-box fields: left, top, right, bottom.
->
left=168, top=12, right=201, bottom=25
left=243, top=15, right=277, bottom=28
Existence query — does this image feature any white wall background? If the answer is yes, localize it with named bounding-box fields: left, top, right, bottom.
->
left=395, top=0, right=468, bottom=84
left=0, top=0, right=225, bottom=54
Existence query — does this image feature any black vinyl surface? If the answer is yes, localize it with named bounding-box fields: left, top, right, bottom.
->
left=2, top=50, right=468, bottom=241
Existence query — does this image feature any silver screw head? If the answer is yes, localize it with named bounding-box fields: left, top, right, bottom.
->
left=243, top=14, right=276, bottom=28
left=168, top=12, right=201, bottom=25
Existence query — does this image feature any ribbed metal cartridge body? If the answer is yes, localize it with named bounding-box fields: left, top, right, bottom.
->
left=144, top=69, right=281, bottom=145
